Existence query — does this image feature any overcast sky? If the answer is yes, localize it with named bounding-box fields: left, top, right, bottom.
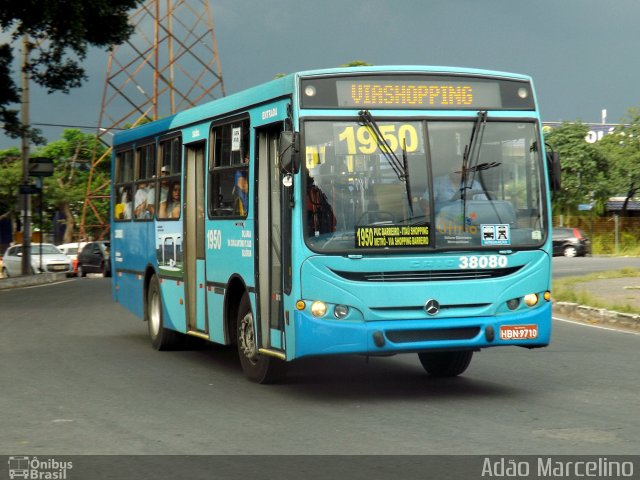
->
left=1, top=0, right=638, bottom=149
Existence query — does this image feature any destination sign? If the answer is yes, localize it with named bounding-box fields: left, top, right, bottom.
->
left=337, top=80, right=499, bottom=109
left=300, top=74, right=535, bottom=110
left=355, top=225, right=430, bottom=249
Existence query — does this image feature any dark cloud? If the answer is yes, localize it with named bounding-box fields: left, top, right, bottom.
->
left=3, top=0, right=640, bottom=148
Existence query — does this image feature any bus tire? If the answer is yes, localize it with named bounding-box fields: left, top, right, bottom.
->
left=236, top=293, right=285, bottom=384
left=418, top=350, right=473, bottom=377
left=147, top=275, right=181, bottom=350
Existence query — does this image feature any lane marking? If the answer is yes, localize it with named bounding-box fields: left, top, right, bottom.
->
left=0, top=279, right=75, bottom=292
left=553, top=315, right=640, bottom=336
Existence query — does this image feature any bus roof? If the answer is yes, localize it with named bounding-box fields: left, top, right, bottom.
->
left=113, top=65, right=533, bottom=146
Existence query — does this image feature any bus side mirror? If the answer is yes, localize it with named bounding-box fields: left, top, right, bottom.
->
left=546, top=151, right=561, bottom=192
left=279, top=131, right=299, bottom=174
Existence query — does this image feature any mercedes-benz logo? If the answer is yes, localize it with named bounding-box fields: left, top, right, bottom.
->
left=424, top=299, right=440, bottom=316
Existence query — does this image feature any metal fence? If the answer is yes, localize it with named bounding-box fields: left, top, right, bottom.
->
left=553, top=215, right=640, bottom=254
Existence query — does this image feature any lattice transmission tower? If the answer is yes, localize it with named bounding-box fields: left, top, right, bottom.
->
left=79, top=0, right=225, bottom=240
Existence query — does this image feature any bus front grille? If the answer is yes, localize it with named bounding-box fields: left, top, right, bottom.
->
left=385, top=327, right=480, bottom=343
left=331, top=266, right=521, bottom=282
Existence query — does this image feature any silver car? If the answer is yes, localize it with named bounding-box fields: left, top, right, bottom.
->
left=1, top=243, right=73, bottom=277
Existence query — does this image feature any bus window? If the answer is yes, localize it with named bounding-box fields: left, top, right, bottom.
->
left=132, top=144, right=156, bottom=220
left=115, top=184, right=133, bottom=220
left=209, top=118, right=250, bottom=217
left=157, top=136, right=182, bottom=220
left=136, top=144, right=156, bottom=180
left=114, top=149, right=134, bottom=221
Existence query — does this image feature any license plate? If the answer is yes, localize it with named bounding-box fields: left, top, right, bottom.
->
left=500, top=325, right=538, bottom=340
left=52, top=265, right=66, bottom=271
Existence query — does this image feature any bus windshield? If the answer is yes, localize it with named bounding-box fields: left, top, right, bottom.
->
left=303, top=119, right=547, bottom=252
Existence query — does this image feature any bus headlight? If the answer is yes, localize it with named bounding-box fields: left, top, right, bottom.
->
left=524, top=293, right=539, bottom=307
left=334, top=305, right=349, bottom=319
left=310, top=301, right=327, bottom=317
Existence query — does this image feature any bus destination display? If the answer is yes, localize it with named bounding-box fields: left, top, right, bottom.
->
left=300, top=74, right=535, bottom=110
left=355, top=225, right=430, bottom=248
left=337, top=80, right=500, bottom=109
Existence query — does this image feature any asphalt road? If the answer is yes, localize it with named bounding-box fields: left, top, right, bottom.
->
left=0, top=275, right=639, bottom=457
left=552, top=255, right=640, bottom=278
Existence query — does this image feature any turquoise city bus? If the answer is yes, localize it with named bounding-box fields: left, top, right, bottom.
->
left=111, top=65, right=560, bottom=383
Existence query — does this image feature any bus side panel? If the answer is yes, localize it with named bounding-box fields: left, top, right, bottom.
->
left=204, top=219, right=255, bottom=338
left=112, top=222, right=155, bottom=319
left=159, top=278, right=187, bottom=332
left=114, top=272, right=145, bottom=319
left=206, top=289, right=226, bottom=344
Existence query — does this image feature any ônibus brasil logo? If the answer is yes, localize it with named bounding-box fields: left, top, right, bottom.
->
left=8, top=456, right=73, bottom=479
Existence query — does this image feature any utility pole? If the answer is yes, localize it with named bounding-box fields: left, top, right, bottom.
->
left=20, top=34, right=32, bottom=276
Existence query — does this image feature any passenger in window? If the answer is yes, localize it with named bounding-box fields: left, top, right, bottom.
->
left=233, top=171, right=248, bottom=215
left=163, top=181, right=181, bottom=218
left=145, top=180, right=157, bottom=218
left=134, top=182, right=150, bottom=219
left=116, top=187, right=132, bottom=219
left=306, top=175, right=336, bottom=236
left=232, top=153, right=249, bottom=215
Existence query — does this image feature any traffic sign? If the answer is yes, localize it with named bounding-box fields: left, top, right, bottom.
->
left=28, top=157, right=54, bottom=177
left=19, top=183, right=41, bottom=195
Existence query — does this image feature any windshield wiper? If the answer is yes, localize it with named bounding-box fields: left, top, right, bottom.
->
left=358, top=110, right=413, bottom=215
left=460, top=111, right=487, bottom=220
left=401, top=137, right=414, bottom=216
left=358, top=110, right=405, bottom=181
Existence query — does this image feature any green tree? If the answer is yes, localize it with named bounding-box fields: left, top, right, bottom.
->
left=544, top=122, right=610, bottom=215
left=33, top=129, right=108, bottom=243
left=596, top=108, right=640, bottom=216
left=0, top=147, right=22, bottom=223
left=340, top=60, right=373, bottom=67
left=0, top=0, right=142, bottom=140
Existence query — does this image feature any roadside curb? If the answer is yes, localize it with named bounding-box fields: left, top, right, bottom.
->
left=553, top=301, right=640, bottom=331
left=0, top=273, right=68, bottom=291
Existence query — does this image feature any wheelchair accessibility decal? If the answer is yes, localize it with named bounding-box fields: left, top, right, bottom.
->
left=481, top=224, right=511, bottom=246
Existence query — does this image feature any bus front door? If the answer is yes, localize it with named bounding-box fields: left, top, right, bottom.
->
left=256, top=125, right=286, bottom=356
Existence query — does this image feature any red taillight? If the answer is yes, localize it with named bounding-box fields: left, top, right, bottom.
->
left=572, top=228, right=583, bottom=240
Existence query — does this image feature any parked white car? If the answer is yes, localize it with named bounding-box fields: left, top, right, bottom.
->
left=1, top=243, right=73, bottom=277
left=57, top=242, right=87, bottom=276
left=57, top=242, right=87, bottom=260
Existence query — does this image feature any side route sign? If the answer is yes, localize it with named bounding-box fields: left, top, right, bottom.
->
left=28, top=157, right=54, bottom=177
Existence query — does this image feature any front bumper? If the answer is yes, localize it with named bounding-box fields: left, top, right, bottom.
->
left=293, top=301, right=551, bottom=359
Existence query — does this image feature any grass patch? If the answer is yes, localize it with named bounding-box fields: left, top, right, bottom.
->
left=552, top=268, right=640, bottom=314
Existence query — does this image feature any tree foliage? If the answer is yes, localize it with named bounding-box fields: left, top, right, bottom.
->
left=0, top=147, right=22, bottom=221
left=596, top=108, right=640, bottom=215
left=340, top=60, right=373, bottom=67
left=0, top=0, right=142, bottom=139
left=544, top=122, right=610, bottom=215
left=0, top=129, right=109, bottom=242
left=34, top=129, right=109, bottom=242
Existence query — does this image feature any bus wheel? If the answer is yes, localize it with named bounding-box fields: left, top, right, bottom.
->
left=147, top=275, right=180, bottom=350
left=236, top=293, right=285, bottom=384
left=418, top=350, right=473, bottom=377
